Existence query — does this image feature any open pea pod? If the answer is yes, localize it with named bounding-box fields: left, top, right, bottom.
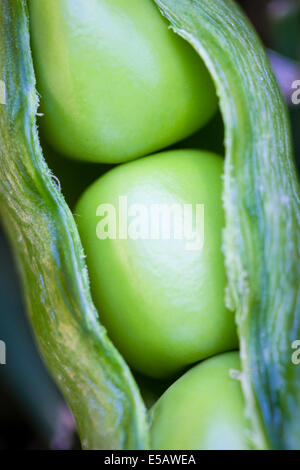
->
left=0, top=0, right=299, bottom=450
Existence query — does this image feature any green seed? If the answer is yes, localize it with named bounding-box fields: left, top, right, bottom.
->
left=149, top=352, right=250, bottom=450
left=75, top=149, right=238, bottom=378
left=28, top=0, right=217, bottom=163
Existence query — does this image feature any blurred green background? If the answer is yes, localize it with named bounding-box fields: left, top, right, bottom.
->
left=0, top=0, right=299, bottom=449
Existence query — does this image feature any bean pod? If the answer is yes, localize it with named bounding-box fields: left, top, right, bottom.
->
left=0, top=0, right=299, bottom=450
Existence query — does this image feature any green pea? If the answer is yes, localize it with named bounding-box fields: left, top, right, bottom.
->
left=150, top=352, right=250, bottom=450
left=28, top=0, right=217, bottom=164
left=75, top=149, right=238, bottom=378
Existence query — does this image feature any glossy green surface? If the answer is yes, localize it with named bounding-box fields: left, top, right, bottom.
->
left=28, top=0, right=217, bottom=164
left=76, top=150, right=238, bottom=378
left=150, top=352, right=250, bottom=450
